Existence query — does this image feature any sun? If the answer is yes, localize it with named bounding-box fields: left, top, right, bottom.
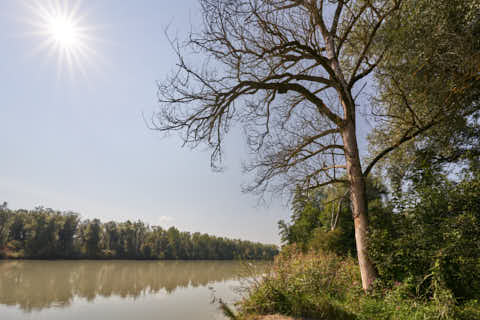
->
left=47, top=14, right=80, bottom=49
left=25, top=0, right=98, bottom=78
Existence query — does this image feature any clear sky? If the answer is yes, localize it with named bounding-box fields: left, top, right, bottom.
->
left=0, top=0, right=292, bottom=244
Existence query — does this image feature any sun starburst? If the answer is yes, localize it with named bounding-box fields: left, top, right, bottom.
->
left=47, top=13, right=80, bottom=49
left=25, top=0, right=98, bottom=78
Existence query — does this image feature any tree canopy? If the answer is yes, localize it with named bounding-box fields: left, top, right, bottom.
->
left=368, top=0, right=480, bottom=181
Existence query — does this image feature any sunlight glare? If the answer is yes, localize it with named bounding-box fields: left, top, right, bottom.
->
left=25, top=0, right=99, bottom=79
left=47, top=14, right=79, bottom=49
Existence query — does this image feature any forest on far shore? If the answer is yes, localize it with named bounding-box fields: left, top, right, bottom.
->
left=0, top=203, right=278, bottom=260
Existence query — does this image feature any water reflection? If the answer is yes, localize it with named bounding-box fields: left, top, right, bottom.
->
left=0, top=260, right=263, bottom=312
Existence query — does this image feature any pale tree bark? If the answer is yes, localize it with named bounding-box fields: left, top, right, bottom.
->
left=342, top=121, right=376, bottom=290
left=320, top=0, right=378, bottom=289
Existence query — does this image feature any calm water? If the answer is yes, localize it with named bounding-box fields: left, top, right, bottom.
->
left=0, top=260, right=267, bottom=320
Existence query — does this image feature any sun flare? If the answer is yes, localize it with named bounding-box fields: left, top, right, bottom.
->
left=26, top=0, right=98, bottom=78
left=47, top=14, right=80, bottom=49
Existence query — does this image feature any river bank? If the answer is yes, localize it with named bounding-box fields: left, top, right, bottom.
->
left=224, top=246, right=480, bottom=320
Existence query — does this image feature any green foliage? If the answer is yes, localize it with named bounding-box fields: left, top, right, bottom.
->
left=456, top=300, right=480, bottom=320
left=279, top=178, right=388, bottom=257
left=0, top=205, right=278, bottom=260
left=370, top=0, right=480, bottom=185
left=366, top=0, right=480, bottom=301
left=57, top=213, right=80, bottom=258
left=0, top=203, right=11, bottom=250
left=237, top=247, right=480, bottom=320
left=278, top=189, right=326, bottom=248
left=84, top=219, right=103, bottom=258
left=369, top=171, right=480, bottom=301
left=238, top=245, right=359, bottom=319
left=24, top=209, right=60, bottom=258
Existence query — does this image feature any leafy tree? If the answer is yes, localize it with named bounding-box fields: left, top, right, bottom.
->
left=84, top=219, right=103, bottom=258
left=369, top=169, right=480, bottom=301
left=24, top=209, right=59, bottom=258
left=166, top=226, right=181, bottom=259
left=10, top=211, right=27, bottom=242
left=121, top=221, right=137, bottom=258
left=0, top=203, right=10, bottom=250
left=278, top=188, right=326, bottom=247
left=104, top=221, right=121, bottom=256
left=133, top=221, right=147, bottom=257
left=280, top=177, right=387, bottom=256
left=58, top=212, right=80, bottom=258
left=141, top=231, right=157, bottom=259
left=152, top=226, right=168, bottom=259
left=360, top=1, right=480, bottom=298
left=368, top=0, right=480, bottom=184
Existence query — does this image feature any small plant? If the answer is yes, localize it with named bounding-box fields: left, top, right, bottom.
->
left=219, top=298, right=238, bottom=320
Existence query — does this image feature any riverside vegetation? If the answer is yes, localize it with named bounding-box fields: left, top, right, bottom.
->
left=223, top=169, right=480, bottom=320
left=0, top=204, right=277, bottom=260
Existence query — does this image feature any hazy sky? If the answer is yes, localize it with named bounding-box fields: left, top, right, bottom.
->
left=0, top=0, right=296, bottom=244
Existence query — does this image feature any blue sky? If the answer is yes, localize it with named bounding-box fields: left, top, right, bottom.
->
left=0, top=0, right=292, bottom=244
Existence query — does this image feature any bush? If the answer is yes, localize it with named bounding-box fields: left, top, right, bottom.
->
left=235, top=246, right=480, bottom=320
left=455, top=300, right=480, bottom=320
left=368, top=172, right=480, bottom=300
left=237, top=245, right=359, bottom=319
left=308, top=228, right=355, bottom=258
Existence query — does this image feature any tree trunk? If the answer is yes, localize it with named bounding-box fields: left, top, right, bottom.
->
left=342, top=122, right=377, bottom=291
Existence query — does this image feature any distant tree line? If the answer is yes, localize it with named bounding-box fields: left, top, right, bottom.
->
left=0, top=204, right=278, bottom=260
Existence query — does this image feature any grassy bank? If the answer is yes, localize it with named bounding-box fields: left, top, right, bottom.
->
left=222, top=246, right=480, bottom=320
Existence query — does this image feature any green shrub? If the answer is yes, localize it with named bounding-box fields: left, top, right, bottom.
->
left=237, top=245, right=359, bottom=319
left=308, top=228, right=355, bottom=258
left=236, top=246, right=480, bottom=320
left=369, top=172, right=480, bottom=301
left=455, top=300, right=480, bottom=320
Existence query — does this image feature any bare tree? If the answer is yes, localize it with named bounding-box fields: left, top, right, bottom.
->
left=155, top=0, right=403, bottom=291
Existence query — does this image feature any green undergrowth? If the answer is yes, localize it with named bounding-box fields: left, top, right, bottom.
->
left=224, top=245, right=480, bottom=320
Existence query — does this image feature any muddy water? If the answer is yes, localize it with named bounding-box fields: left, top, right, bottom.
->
left=0, top=260, right=267, bottom=320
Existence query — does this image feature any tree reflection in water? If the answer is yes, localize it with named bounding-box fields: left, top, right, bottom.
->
left=0, top=260, right=266, bottom=312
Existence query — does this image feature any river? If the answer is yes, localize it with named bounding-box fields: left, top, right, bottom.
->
left=0, top=260, right=268, bottom=320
